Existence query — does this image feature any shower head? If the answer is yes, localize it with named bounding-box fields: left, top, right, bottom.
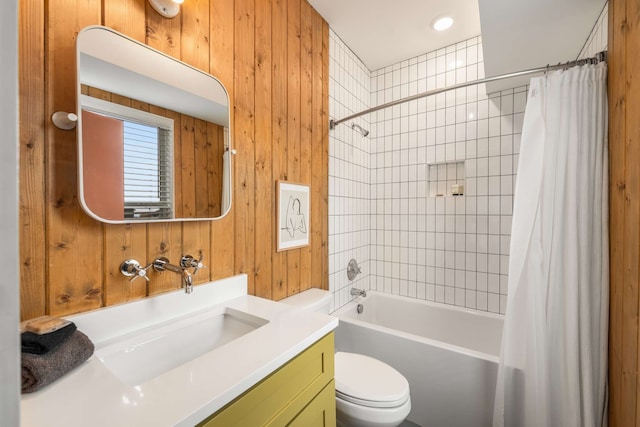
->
left=351, top=123, right=369, bottom=137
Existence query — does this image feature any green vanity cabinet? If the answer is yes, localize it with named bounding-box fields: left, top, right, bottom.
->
left=198, top=332, right=336, bottom=427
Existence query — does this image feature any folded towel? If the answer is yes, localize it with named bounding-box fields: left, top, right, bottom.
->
left=22, top=330, right=94, bottom=393
left=21, top=322, right=77, bottom=355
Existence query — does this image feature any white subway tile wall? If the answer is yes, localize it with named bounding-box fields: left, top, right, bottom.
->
left=328, top=30, right=371, bottom=312
left=368, top=36, right=525, bottom=315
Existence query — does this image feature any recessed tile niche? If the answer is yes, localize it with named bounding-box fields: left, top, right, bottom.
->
left=428, top=161, right=465, bottom=198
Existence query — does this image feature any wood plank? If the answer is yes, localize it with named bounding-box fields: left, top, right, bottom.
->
left=181, top=0, right=210, bottom=71
left=271, top=0, right=288, bottom=300
left=145, top=0, right=181, bottom=59
left=234, top=0, right=257, bottom=294
left=310, top=9, right=324, bottom=293
left=46, top=0, right=104, bottom=316
left=206, top=125, right=218, bottom=218
left=628, top=0, right=640, bottom=424
left=19, top=0, right=46, bottom=320
left=182, top=221, right=212, bottom=284
left=181, top=115, right=197, bottom=217
left=87, top=86, right=111, bottom=101
left=321, top=19, right=329, bottom=291
left=286, top=0, right=302, bottom=297
left=209, top=0, right=236, bottom=281
left=254, top=0, right=274, bottom=299
left=103, top=0, right=146, bottom=42
left=104, top=223, right=148, bottom=304
left=609, top=1, right=626, bottom=424
left=146, top=221, right=183, bottom=295
left=194, top=119, right=212, bottom=217
left=206, top=124, right=224, bottom=217
left=299, top=0, right=313, bottom=292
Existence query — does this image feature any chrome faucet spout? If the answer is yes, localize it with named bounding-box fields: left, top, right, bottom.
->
left=350, top=288, right=367, bottom=298
left=182, top=269, right=193, bottom=294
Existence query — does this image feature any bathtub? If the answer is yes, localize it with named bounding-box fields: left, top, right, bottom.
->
left=332, top=291, right=503, bottom=427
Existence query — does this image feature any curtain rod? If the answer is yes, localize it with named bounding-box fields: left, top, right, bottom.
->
left=329, top=51, right=607, bottom=130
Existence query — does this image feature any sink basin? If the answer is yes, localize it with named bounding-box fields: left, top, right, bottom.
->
left=96, top=307, right=269, bottom=385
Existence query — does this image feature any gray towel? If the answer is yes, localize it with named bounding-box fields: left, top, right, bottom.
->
left=21, top=330, right=94, bottom=393
left=21, top=322, right=77, bottom=355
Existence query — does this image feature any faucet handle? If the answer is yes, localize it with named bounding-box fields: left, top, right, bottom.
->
left=180, top=254, right=205, bottom=275
left=120, top=259, right=151, bottom=283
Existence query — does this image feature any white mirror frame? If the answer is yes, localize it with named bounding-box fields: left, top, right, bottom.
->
left=76, top=25, right=232, bottom=224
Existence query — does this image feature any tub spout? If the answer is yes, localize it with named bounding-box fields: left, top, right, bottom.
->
left=350, top=288, right=367, bottom=298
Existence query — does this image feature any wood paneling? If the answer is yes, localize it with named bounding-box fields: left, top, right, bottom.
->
left=609, top=0, right=640, bottom=425
left=271, top=0, right=289, bottom=301
left=19, top=0, right=46, bottom=319
left=253, top=0, right=273, bottom=299
left=18, top=0, right=329, bottom=320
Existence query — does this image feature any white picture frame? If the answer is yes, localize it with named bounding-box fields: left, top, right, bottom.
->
left=277, top=180, right=310, bottom=252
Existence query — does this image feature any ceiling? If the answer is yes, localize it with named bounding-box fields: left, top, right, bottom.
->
left=307, top=0, right=482, bottom=71
left=307, top=0, right=606, bottom=84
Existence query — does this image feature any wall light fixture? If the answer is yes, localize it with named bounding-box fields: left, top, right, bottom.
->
left=148, top=0, right=184, bottom=18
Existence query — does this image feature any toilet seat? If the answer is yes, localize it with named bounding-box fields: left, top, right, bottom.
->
left=334, top=352, right=410, bottom=409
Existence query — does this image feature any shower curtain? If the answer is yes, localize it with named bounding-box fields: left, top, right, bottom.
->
left=493, top=63, right=609, bottom=427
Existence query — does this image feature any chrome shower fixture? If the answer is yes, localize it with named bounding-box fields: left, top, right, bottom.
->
left=351, top=123, right=369, bottom=137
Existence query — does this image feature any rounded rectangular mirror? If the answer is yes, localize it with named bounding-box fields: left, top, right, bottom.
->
left=76, top=26, right=232, bottom=223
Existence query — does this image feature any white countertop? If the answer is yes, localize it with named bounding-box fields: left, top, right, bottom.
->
left=20, top=275, right=338, bottom=426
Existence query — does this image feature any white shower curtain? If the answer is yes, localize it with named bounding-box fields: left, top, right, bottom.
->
left=493, top=63, right=609, bottom=427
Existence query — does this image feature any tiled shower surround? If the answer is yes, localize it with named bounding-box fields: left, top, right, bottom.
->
left=328, top=30, right=372, bottom=312
left=328, top=3, right=608, bottom=314
left=367, top=38, right=524, bottom=315
left=329, top=31, right=522, bottom=315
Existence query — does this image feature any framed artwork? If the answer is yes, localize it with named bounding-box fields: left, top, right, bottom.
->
left=277, top=180, right=310, bottom=251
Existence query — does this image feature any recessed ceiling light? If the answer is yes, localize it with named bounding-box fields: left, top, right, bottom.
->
left=432, top=16, right=454, bottom=31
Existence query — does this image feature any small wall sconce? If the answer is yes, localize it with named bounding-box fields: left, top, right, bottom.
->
left=148, top=0, right=183, bottom=18
left=51, top=111, right=78, bottom=130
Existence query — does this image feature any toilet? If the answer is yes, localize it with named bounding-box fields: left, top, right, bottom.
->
left=280, top=289, right=411, bottom=427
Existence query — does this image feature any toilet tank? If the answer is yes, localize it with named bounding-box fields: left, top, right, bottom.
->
left=279, top=289, right=331, bottom=314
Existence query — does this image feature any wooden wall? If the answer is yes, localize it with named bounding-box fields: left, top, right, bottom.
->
left=608, top=0, right=640, bottom=425
left=19, top=0, right=329, bottom=320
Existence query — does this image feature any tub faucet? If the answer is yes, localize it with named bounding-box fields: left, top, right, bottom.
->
left=350, top=288, right=367, bottom=298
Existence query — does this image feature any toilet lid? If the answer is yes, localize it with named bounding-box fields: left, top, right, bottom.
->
left=334, top=352, right=410, bottom=409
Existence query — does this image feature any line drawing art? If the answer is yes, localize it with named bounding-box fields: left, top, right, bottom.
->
left=283, top=196, right=307, bottom=238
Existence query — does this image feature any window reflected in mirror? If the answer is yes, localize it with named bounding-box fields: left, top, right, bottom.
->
left=81, top=91, right=175, bottom=221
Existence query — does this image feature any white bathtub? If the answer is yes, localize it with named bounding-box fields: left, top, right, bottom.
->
left=332, top=291, right=503, bottom=427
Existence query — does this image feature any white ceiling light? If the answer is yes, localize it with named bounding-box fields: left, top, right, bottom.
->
left=432, top=16, right=454, bottom=31
left=148, top=0, right=183, bottom=18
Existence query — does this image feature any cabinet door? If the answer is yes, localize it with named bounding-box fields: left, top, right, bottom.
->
left=288, top=380, right=336, bottom=427
left=199, top=333, right=334, bottom=427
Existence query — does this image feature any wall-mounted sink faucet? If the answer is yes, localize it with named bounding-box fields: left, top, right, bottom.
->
left=120, top=254, right=205, bottom=294
left=153, top=255, right=205, bottom=294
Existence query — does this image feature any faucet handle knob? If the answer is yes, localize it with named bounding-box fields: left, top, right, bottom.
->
left=181, top=254, right=206, bottom=275
left=120, top=259, right=151, bottom=283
